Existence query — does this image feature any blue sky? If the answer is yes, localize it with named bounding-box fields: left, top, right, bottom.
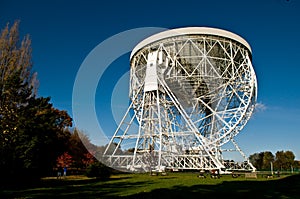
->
left=1, top=0, right=300, bottom=160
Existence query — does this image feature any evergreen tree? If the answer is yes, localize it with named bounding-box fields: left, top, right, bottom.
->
left=0, top=21, right=72, bottom=180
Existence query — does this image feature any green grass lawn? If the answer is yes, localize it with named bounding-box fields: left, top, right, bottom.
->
left=1, top=172, right=300, bottom=199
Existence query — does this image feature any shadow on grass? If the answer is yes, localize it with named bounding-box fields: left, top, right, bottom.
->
left=0, top=175, right=152, bottom=199
left=124, top=174, right=300, bottom=199
left=1, top=174, right=300, bottom=198
left=0, top=176, right=131, bottom=189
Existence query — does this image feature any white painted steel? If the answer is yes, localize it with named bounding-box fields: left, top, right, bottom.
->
left=130, top=27, right=252, bottom=59
left=104, top=27, right=257, bottom=172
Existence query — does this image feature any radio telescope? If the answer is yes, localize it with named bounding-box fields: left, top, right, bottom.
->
left=103, top=27, right=257, bottom=172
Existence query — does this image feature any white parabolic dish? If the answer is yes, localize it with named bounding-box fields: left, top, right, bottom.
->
left=131, top=27, right=252, bottom=60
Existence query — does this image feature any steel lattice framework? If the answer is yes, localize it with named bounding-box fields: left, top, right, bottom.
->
left=103, top=27, right=257, bottom=172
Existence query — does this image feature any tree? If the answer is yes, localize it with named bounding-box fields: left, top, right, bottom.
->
left=284, top=151, right=296, bottom=169
left=262, top=151, right=274, bottom=170
left=0, top=21, right=72, bottom=180
left=0, top=20, right=38, bottom=100
left=249, top=151, right=274, bottom=170
left=249, top=152, right=264, bottom=170
left=66, top=129, right=96, bottom=169
left=250, top=150, right=296, bottom=171
left=274, top=150, right=295, bottom=171
left=56, top=152, right=74, bottom=168
left=0, top=21, right=36, bottom=163
left=1, top=95, right=72, bottom=178
left=294, top=160, right=300, bottom=171
left=82, top=152, right=96, bottom=168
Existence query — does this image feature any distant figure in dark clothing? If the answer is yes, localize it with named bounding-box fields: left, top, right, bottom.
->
left=276, top=170, right=280, bottom=177
left=57, top=167, right=62, bottom=179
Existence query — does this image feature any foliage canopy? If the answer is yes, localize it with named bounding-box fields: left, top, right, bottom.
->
left=0, top=21, right=72, bottom=180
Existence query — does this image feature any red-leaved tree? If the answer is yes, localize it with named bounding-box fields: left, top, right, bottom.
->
left=56, top=152, right=74, bottom=168
left=82, top=152, right=95, bottom=168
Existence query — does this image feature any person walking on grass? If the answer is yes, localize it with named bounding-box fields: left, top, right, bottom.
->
left=63, top=166, right=67, bottom=178
left=57, top=166, right=62, bottom=179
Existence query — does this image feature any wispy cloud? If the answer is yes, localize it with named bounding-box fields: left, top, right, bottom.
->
left=255, top=102, right=267, bottom=113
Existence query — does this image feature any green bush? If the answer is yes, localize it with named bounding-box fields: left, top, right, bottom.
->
left=85, top=162, right=111, bottom=179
